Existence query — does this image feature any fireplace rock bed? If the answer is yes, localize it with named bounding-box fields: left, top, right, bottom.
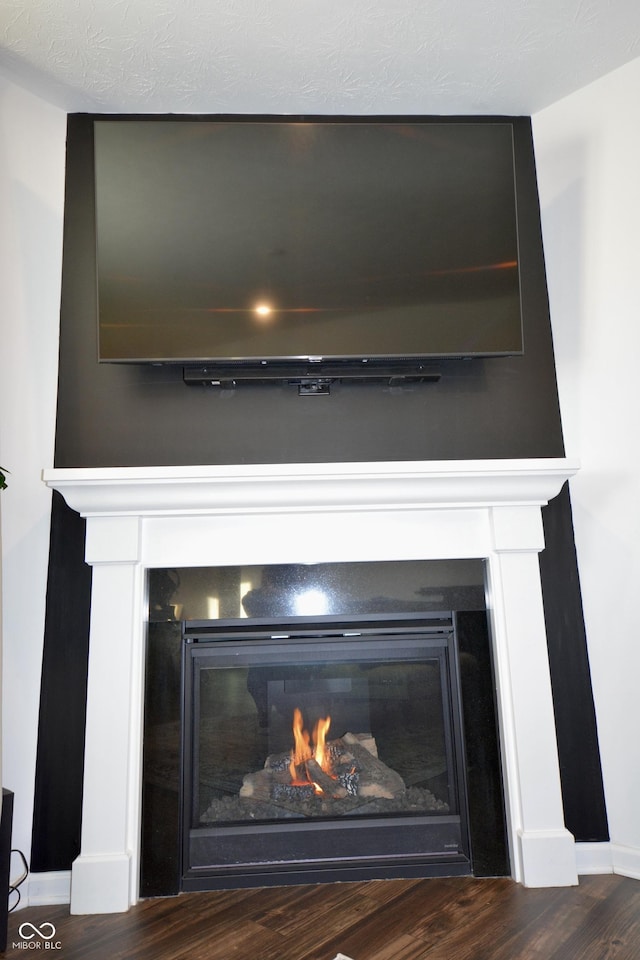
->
left=201, top=785, right=450, bottom=824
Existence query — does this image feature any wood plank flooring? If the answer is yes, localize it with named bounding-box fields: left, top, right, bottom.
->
left=6, top=874, right=640, bottom=960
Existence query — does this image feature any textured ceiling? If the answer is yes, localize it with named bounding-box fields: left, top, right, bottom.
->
left=1, top=0, right=639, bottom=115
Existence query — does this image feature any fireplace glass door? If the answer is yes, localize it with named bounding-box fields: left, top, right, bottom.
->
left=182, top=615, right=471, bottom=888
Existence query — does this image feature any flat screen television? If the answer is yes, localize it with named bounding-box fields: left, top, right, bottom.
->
left=93, top=117, right=524, bottom=378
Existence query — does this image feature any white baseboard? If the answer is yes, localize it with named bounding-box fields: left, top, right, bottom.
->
left=575, top=841, right=640, bottom=881
left=26, top=871, right=72, bottom=906
left=575, top=841, right=613, bottom=875
left=18, top=845, right=638, bottom=911
left=611, top=843, right=640, bottom=881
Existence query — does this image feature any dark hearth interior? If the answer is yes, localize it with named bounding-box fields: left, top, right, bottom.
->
left=141, top=560, right=508, bottom=895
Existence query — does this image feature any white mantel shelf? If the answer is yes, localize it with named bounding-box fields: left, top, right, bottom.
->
left=43, top=458, right=579, bottom=517
left=44, top=456, right=581, bottom=914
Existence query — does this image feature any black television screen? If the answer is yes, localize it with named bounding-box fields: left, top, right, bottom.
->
left=94, top=118, right=523, bottom=368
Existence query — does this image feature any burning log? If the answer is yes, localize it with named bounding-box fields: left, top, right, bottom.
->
left=340, top=732, right=406, bottom=800
left=341, top=732, right=378, bottom=758
left=272, top=783, right=315, bottom=802
left=238, top=707, right=406, bottom=810
left=239, top=767, right=291, bottom=801
left=239, top=729, right=406, bottom=809
left=305, top=758, right=348, bottom=799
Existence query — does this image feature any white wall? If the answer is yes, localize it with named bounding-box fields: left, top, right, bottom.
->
left=0, top=78, right=66, bottom=876
left=534, top=56, right=640, bottom=878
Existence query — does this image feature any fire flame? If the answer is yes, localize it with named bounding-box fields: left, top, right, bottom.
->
left=314, top=716, right=331, bottom=767
left=288, top=707, right=333, bottom=790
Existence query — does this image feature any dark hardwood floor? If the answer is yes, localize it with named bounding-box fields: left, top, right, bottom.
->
left=5, top=874, right=640, bottom=959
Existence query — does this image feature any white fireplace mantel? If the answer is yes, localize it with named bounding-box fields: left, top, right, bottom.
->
left=44, top=458, right=578, bottom=517
left=44, top=457, right=580, bottom=913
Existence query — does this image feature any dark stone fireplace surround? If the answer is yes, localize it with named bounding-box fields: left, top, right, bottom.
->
left=45, top=457, right=581, bottom=914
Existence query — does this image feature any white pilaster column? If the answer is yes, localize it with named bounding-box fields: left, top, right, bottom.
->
left=70, top=516, right=145, bottom=914
left=487, top=505, right=578, bottom=887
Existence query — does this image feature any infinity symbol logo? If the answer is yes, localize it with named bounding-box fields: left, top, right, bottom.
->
left=18, top=921, right=57, bottom=940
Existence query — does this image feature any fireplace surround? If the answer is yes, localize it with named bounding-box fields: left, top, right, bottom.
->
left=44, top=457, right=580, bottom=914
left=141, top=561, right=509, bottom=895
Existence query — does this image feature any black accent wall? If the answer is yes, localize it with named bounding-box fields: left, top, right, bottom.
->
left=32, top=113, right=608, bottom=872
left=55, top=115, right=565, bottom=467
left=31, top=492, right=92, bottom=872
left=540, top=484, right=609, bottom=841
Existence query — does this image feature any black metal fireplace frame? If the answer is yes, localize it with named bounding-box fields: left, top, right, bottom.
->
left=180, top=612, right=472, bottom=891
